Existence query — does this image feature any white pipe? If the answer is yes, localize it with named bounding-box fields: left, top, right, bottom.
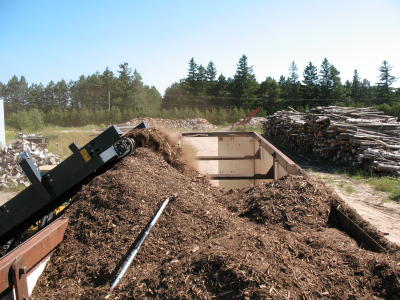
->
left=109, top=197, right=170, bottom=290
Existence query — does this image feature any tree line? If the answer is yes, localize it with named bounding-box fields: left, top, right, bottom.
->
left=1, top=63, right=161, bottom=113
left=164, top=55, right=399, bottom=110
left=1, top=56, right=399, bottom=130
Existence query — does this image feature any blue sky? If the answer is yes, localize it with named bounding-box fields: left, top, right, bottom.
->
left=1, top=0, right=399, bottom=93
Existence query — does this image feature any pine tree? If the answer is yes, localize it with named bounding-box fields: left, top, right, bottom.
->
left=186, top=57, right=198, bottom=83
left=4, top=76, right=29, bottom=111
left=329, top=65, right=345, bottom=99
left=54, top=80, right=69, bottom=109
left=205, top=62, right=217, bottom=96
left=231, top=55, right=259, bottom=104
left=117, top=63, right=135, bottom=109
left=196, top=65, right=207, bottom=82
left=0, top=81, right=4, bottom=98
left=259, top=77, right=280, bottom=102
left=118, top=62, right=133, bottom=85
left=26, top=83, right=45, bottom=109
left=303, top=62, right=318, bottom=86
left=43, top=81, right=56, bottom=111
left=330, top=65, right=341, bottom=87
left=214, top=74, right=228, bottom=97
left=205, top=61, right=217, bottom=82
left=132, top=69, right=144, bottom=90
left=101, top=67, right=115, bottom=110
left=288, top=61, right=299, bottom=84
left=360, top=79, right=372, bottom=101
left=351, top=69, right=361, bottom=100
left=278, top=75, right=289, bottom=99
left=319, top=58, right=332, bottom=98
left=302, top=62, right=319, bottom=99
left=377, top=60, right=396, bottom=99
left=287, top=61, right=300, bottom=98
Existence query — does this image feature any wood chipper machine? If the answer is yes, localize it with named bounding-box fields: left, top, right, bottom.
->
left=0, top=124, right=146, bottom=300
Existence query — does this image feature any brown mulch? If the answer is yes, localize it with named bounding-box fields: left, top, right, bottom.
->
left=32, top=129, right=400, bottom=300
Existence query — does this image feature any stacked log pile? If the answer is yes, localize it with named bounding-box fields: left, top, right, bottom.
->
left=264, top=106, right=400, bottom=175
left=0, top=140, right=61, bottom=189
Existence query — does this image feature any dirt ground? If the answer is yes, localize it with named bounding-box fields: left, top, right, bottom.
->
left=0, top=191, right=16, bottom=206
left=308, top=170, right=400, bottom=245
left=292, top=151, right=400, bottom=246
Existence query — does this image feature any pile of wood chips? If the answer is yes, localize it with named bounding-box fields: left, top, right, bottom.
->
left=32, top=129, right=400, bottom=299
left=264, top=106, right=400, bottom=175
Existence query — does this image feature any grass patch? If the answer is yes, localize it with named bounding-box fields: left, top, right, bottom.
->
left=367, top=177, right=400, bottom=201
left=46, top=131, right=94, bottom=158
left=3, top=184, right=27, bottom=193
left=344, top=185, right=355, bottom=194
left=335, top=181, right=355, bottom=194
left=5, top=125, right=97, bottom=158
left=229, top=125, right=263, bottom=133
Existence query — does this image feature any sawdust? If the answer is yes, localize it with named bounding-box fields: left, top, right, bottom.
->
left=32, top=129, right=400, bottom=299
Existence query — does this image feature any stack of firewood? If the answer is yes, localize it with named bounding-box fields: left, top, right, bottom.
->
left=264, top=106, right=400, bottom=175
left=0, top=140, right=61, bottom=189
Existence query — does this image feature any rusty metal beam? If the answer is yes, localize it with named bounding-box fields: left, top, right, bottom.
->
left=207, top=173, right=274, bottom=180
left=11, top=259, right=29, bottom=300
left=330, top=208, right=385, bottom=252
left=197, top=154, right=260, bottom=161
left=252, top=132, right=302, bottom=175
left=0, top=218, right=68, bottom=295
left=182, top=132, right=254, bottom=138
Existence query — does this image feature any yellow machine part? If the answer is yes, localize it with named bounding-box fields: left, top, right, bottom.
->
left=28, top=205, right=68, bottom=231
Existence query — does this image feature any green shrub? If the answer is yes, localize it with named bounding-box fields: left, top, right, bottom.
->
left=7, top=109, right=44, bottom=131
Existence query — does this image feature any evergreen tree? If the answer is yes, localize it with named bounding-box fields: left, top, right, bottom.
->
left=351, top=69, right=361, bottom=100
left=117, top=62, right=135, bottom=109
left=118, top=62, right=133, bottom=86
left=287, top=61, right=300, bottom=98
left=330, top=65, right=341, bottom=87
left=54, top=80, right=69, bottom=109
left=5, top=76, right=29, bottom=111
left=214, top=74, right=228, bottom=97
left=43, top=81, right=56, bottom=111
left=132, top=69, right=146, bottom=110
left=101, top=67, right=115, bottom=110
left=377, top=60, right=396, bottom=99
left=26, top=83, right=45, bottom=109
left=302, top=62, right=319, bottom=99
left=360, top=79, right=372, bottom=101
left=259, top=77, right=280, bottom=101
left=231, top=55, right=259, bottom=105
left=4, top=76, right=20, bottom=110
left=186, top=57, right=198, bottom=83
left=329, top=65, right=345, bottom=100
left=288, top=61, right=299, bottom=84
left=196, top=65, right=207, bottom=82
left=132, top=69, right=144, bottom=90
left=303, top=62, right=318, bottom=85
left=0, top=81, right=4, bottom=98
left=319, top=58, right=332, bottom=98
left=205, top=61, right=217, bottom=82
left=278, top=75, right=289, bottom=99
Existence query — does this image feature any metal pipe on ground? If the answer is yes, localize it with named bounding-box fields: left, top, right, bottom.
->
left=109, top=197, right=171, bottom=291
